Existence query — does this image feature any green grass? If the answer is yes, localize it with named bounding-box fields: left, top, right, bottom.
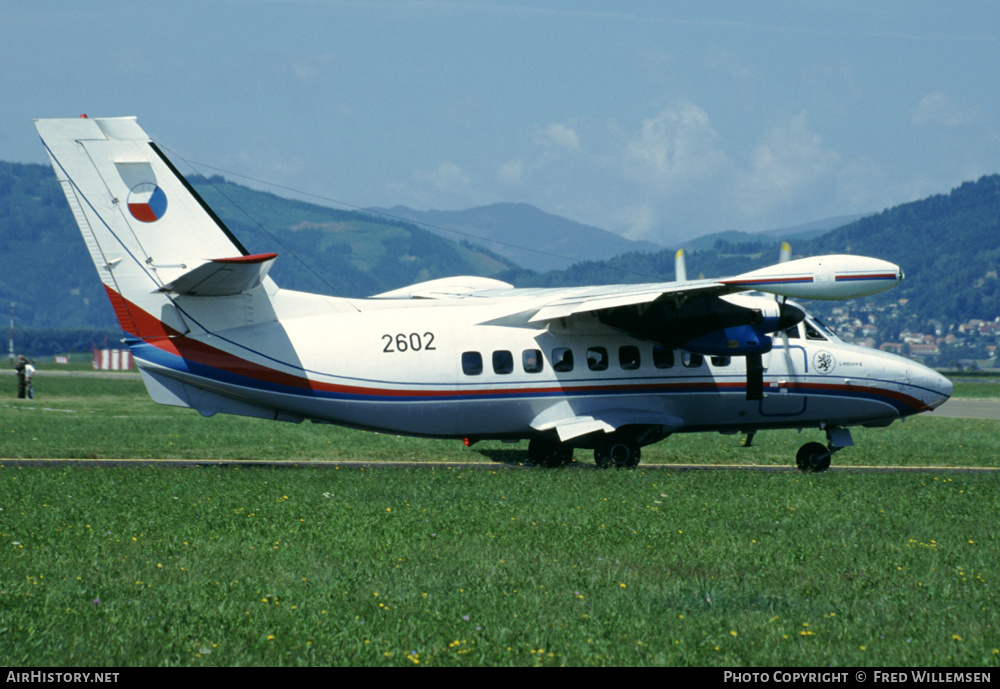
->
left=3, top=376, right=1000, bottom=467
left=1, top=376, right=999, bottom=666
left=952, top=381, right=1000, bottom=399
left=2, top=466, right=998, bottom=666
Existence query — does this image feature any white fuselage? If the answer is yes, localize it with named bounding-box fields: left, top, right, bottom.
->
left=133, top=288, right=952, bottom=442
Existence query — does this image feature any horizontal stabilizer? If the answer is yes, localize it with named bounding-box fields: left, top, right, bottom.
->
left=159, top=253, right=277, bottom=296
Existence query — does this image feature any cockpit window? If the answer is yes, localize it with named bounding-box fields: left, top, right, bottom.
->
left=804, top=320, right=827, bottom=341
left=802, top=317, right=836, bottom=340
left=811, top=316, right=837, bottom=339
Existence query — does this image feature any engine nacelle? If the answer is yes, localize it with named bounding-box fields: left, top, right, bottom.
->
left=680, top=327, right=773, bottom=356
left=597, top=292, right=805, bottom=350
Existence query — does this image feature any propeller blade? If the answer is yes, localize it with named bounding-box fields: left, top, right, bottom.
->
left=675, top=249, right=687, bottom=282
left=779, top=241, right=792, bottom=263
left=746, top=352, right=765, bottom=401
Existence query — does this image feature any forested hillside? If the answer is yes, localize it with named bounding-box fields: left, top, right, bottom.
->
left=803, top=176, right=1000, bottom=322
left=4, top=157, right=999, bottom=365
left=0, top=163, right=515, bottom=333
left=514, top=175, right=1000, bottom=327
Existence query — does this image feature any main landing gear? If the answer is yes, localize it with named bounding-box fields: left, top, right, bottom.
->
left=594, top=435, right=641, bottom=469
left=527, top=437, right=574, bottom=468
left=527, top=432, right=644, bottom=469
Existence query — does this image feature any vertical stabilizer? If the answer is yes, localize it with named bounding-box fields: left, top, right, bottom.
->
left=34, top=116, right=251, bottom=338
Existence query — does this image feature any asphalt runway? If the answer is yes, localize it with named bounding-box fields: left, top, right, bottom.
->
left=931, top=397, right=1000, bottom=420
left=1, top=458, right=997, bottom=473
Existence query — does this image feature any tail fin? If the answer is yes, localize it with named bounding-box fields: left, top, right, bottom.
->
left=34, top=116, right=269, bottom=338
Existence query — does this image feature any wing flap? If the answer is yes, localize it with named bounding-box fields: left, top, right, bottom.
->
left=531, top=403, right=684, bottom=442
left=527, top=285, right=698, bottom=323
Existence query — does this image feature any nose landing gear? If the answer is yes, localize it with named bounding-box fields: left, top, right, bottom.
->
left=795, top=427, right=853, bottom=472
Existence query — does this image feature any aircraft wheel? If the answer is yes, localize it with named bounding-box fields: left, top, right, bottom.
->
left=595, top=437, right=641, bottom=469
left=796, top=442, right=831, bottom=472
left=528, top=438, right=573, bottom=467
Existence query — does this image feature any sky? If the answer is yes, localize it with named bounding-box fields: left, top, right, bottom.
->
left=4, top=0, right=999, bottom=246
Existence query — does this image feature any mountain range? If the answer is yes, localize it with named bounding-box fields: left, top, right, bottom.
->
left=367, top=203, right=662, bottom=273
left=2, top=159, right=999, bottom=355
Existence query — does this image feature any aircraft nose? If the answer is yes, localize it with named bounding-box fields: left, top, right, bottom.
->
left=912, top=364, right=952, bottom=411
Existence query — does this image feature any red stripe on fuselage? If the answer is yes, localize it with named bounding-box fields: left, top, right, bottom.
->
left=105, top=288, right=929, bottom=411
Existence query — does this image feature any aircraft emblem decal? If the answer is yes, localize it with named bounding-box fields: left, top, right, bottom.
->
left=813, top=350, right=836, bottom=374
left=127, top=183, right=168, bottom=222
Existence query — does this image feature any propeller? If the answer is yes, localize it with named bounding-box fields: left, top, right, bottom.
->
left=747, top=241, right=792, bottom=400
left=675, top=249, right=687, bottom=282
left=603, top=240, right=809, bottom=401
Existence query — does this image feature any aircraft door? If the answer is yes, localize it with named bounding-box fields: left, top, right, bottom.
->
left=759, top=343, right=807, bottom=416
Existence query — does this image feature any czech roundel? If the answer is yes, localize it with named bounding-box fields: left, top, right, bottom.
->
left=127, top=183, right=167, bottom=222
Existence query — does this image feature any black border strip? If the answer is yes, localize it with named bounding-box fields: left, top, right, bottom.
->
left=148, top=141, right=250, bottom=256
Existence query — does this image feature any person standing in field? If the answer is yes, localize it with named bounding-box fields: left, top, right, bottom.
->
left=14, top=354, right=27, bottom=398
left=24, top=358, right=36, bottom=399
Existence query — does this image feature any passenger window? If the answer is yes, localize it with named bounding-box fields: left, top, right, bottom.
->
left=619, top=346, right=641, bottom=370
left=462, top=351, right=483, bottom=376
left=653, top=345, right=674, bottom=369
left=492, top=350, right=514, bottom=374
left=552, top=348, right=574, bottom=372
left=711, top=356, right=731, bottom=367
left=587, top=347, right=608, bottom=371
left=682, top=352, right=704, bottom=368
left=522, top=349, right=543, bottom=373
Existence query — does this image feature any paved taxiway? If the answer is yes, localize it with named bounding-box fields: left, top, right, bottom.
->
left=932, top=397, right=1000, bottom=420
left=1, top=458, right=997, bottom=473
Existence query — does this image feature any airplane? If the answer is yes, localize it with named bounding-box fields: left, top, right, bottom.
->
left=34, top=115, right=952, bottom=471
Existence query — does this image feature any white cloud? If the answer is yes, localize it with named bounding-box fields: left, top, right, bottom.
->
left=497, top=158, right=524, bottom=186
left=538, top=123, right=580, bottom=151
left=621, top=102, right=727, bottom=190
left=912, top=91, right=980, bottom=128
left=415, top=161, right=471, bottom=194
left=736, top=112, right=840, bottom=217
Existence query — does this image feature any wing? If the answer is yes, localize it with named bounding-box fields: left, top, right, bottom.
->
left=527, top=254, right=899, bottom=401
left=522, top=254, right=902, bottom=324
left=378, top=254, right=901, bottom=402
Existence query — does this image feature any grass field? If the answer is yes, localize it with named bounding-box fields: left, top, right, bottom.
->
left=2, top=376, right=999, bottom=666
